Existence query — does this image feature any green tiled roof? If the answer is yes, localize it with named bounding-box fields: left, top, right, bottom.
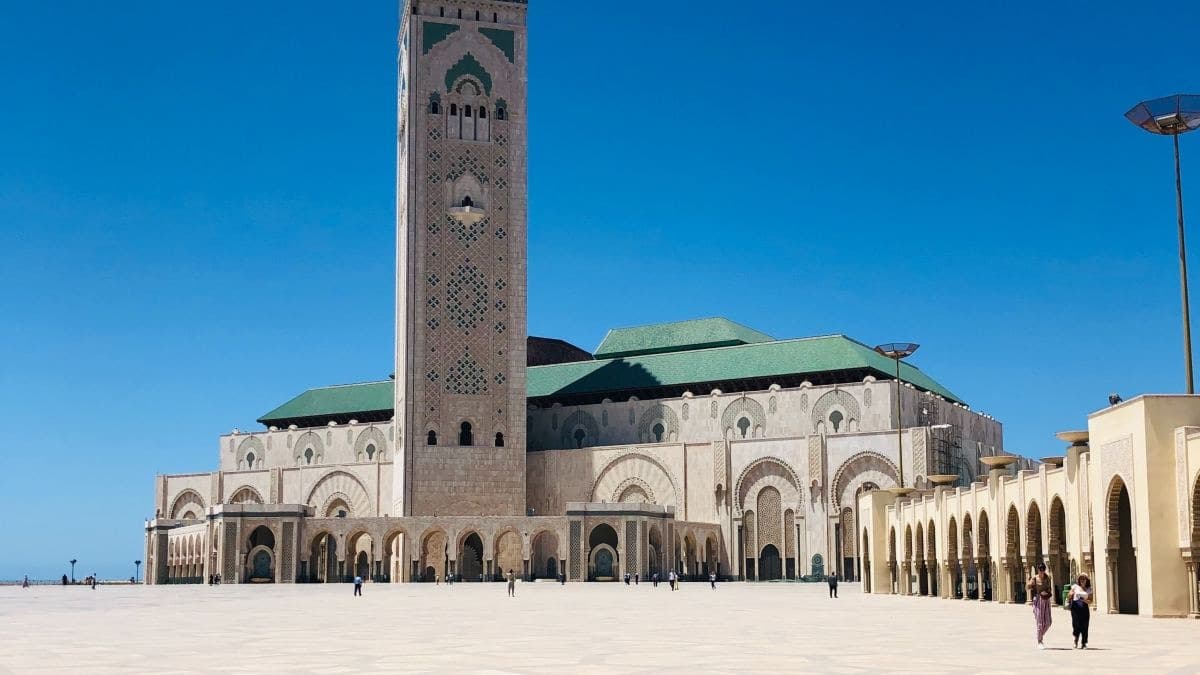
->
left=533, top=334, right=961, bottom=403
left=258, top=381, right=393, bottom=425
left=593, top=317, right=775, bottom=359
left=258, top=334, right=962, bottom=425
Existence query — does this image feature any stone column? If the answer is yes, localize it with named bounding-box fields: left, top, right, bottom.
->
left=1023, top=557, right=1034, bottom=605
left=1106, top=558, right=1118, bottom=614
left=1184, top=561, right=1198, bottom=617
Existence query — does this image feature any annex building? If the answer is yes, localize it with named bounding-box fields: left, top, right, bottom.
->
left=143, top=0, right=1006, bottom=587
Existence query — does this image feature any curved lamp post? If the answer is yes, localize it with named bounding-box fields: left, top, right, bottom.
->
left=1125, top=94, right=1200, bottom=393
left=69, top=559, right=77, bottom=583
left=875, top=343, right=920, bottom=495
left=135, top=560, right=142, bottom=584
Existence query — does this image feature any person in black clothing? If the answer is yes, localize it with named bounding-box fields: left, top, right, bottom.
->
left=827, top=573, right=839, bottom=598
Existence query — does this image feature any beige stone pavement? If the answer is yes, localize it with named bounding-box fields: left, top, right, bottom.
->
left=0, top=582, right=1197, bottom=674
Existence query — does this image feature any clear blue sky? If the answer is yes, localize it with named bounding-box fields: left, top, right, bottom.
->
left=1, top=0, right=1197, bottom=579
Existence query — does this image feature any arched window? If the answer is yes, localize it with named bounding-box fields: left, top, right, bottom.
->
left=495, top=432, right=504, bottom=447
left=365, top=444, right=376, bottom=460
left=464, top=106, right=473, bottom=118
left=457, top=8, right=462, bottom=18
left=460, top=421, right=473, bottom=446
left=573, top=428, right=586, bottom=449
left=304, top=448, right=314, bottom=465
left=450, top=103, right=458, bottom=116
left=479, top=107, right=487, bottom=119
left=737, top=417, right=751, bottom=438
left=462, top=195, right=473, bottom=207
left=829, top=410, right=844, bottom=433
left=430, top=99, right=440, bottom=114
left=493, top=12, right=498, bottom=21
left=475, top=10, right=480, bottom=20
left=246, top=452, right=255, bottom=468
left=652, top=422, right=665, bottom=443
left=427, top=430, right=438, bottom=446
left=496, top=106, right=507, bottom=121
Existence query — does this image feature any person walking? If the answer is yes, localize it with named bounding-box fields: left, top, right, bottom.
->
left=1027, top=562, right=1054, bottom=649
left=22, top=576, right=30, bottom=588
left=624, top=572, right=630, bottom=585
left=506, top=569, right=516, bottom=597
left=353, top=575, right=363, bottom=597
left=709, top=571, right=716, bottom=589
left=827, top=573, right=839, bottom=598
left=652, top=572, right=659, bottom=588
left=91, top=574, right=97, bottom=590
left=634, top=573, right=639, bottom=586
left=1069, top=574, right=1092, bottom=649
left=669, top=570, right=677, bottom=591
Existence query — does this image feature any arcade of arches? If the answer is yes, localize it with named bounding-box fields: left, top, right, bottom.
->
left=860, top=396, right=1200, bottom=619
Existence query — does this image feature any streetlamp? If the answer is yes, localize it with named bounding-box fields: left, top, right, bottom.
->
left=1125, top=93, right=1200, bottom=394
left=69, top=559, right=77, bottom=583
left=874, top=343, right=920, bottom=495
left=135, top=560, right=142, bottom=584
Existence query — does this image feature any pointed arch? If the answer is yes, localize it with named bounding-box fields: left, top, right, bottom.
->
left=293, top=431, right=324, bottom=463
left=236, top=436, right=266, bottom=468
left=559, top=410, right=600, bottom=449
left=811, top=389, right=861, bottom=433
left=591, top=451, right=680, bottom=510
left=721, top=396, right=767, bottom=439
left=353, top=426, right=388, bottom=461
left=830, top=451, right=899, bottom=508
left=1025, top=500, right=1044, bottom=563
left=169, top=489, right=206, bottom=520
left=228, top=486, right=264, bottom=505
left=306, top=471, right=372, bottom=518
left=733, top=456, right=802, bottom=515
left=637, top=404, right=679, bottom=443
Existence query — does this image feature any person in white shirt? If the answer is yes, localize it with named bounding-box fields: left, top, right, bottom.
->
left=1069, top=574, right=1092, bottom=649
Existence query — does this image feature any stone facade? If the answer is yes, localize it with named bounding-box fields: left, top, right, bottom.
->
left=394, top=0, right=530, bottom=517
left=142, top=0, right=1010, bottom=588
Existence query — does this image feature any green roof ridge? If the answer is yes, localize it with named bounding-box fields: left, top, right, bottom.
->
left=259, top=334, right=963, bottom=425
left=593, top=317, right=775, bottom=359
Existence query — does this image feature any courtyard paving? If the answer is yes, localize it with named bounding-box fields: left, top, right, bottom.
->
left=0, top=581, right=1197, bottom=674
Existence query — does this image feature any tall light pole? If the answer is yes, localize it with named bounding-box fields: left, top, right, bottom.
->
left=875, top=343, right=920, bottom=494
left=135, top=560, right=142, bottom=584
left=1126, top=94, right=1200, bottom=394
left=69, top=559, right=77, bottom=583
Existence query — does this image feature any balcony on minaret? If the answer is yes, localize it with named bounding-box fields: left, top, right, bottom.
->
left=449, top=195, right=486, bottom=225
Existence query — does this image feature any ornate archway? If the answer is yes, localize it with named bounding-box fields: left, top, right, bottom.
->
left=1106, top=477, right=1138, bottom=614
left=591, top=451, right=681, bottom=510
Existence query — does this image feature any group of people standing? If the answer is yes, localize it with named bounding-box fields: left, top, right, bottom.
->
left=1029, top=563, right=1093, bottom=650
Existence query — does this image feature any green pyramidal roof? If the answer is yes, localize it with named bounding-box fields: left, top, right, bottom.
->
left=258, top=381, right=393, bottom=426
left=257, top=333, right=964, bottom=427
left=594, top=317, right=774, bottom=359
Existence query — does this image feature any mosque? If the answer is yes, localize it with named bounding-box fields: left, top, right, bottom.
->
left=143, top=0, right=1011, bottom=587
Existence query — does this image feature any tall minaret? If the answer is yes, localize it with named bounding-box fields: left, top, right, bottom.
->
left=395, top=0, right=529, bottom=516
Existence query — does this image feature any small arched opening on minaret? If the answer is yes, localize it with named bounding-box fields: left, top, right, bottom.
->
left=459, top=422, right=474, bottom=446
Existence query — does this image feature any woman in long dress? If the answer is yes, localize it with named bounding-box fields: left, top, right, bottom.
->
left=1027, top=562, right=1054, bottom=649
